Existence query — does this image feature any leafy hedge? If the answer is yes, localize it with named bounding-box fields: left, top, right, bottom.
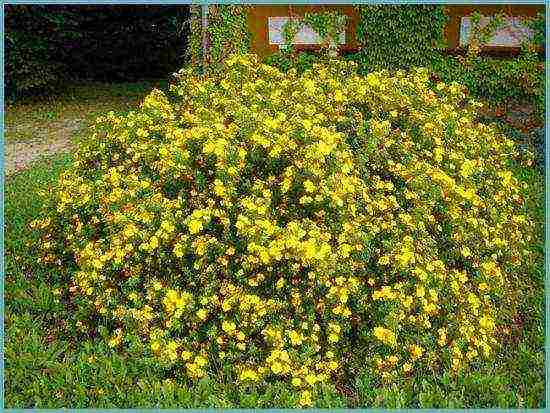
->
left=31, top=54, right=538, bottom=407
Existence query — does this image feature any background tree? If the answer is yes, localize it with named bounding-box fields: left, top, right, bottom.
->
left=5, top=5, right=190, bottom=98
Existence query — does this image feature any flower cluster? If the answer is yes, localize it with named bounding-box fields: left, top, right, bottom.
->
left=32, top=54, right=537, bottom=406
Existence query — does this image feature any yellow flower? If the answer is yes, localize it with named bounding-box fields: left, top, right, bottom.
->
left=173, top=243, right=184, bottom=258
left=188, top=219, right=203, bottom=234
left=221, top=300, right=232, bottom=312
left=437, top=328, right=447, bottom=346
left=410, top=344, right=424, bottom=360
left=288, top=330, right=303, bottom=346
left=161, top=220, right=175, bottom=233
left=222, top=320, right=236, bottom=335
left=452, top=357, right=461, bottom=369
left=304, top=180, right=316, bottom=193
left=461, top=246, right=471, bottom=258
left=108, top=335, right=121, bottom=347
left=460, top=159, right=476, bottom=178
left=304, top=79, right=316, bottom=94
left=123, top=224, right=138, bottom=238
left=479, top=315, right=495, bottom=330
left=150, top=341, right=160, bottom=352
left=196, top=308, right=208, bottom=321
left=299, top=390, right=313, bottom=407
left=270, top=360, right=283, bottom=374
left=305, top=373, right=317, bottom=387
left=213, top=179, right=226, bottom=197
left=387, top=355, right=398, bottom=365
left=478, top=282, right=490, bottom=292
left=240, top=369, right=259, bottom=381
left=373, top=326, right=396, bottom=346
left=195, top=355, right=208, bottom=367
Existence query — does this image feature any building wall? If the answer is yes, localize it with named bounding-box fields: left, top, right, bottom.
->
left=246, top=4, right=544, bottom=58
left=444, top=4, right=543, bottom=49
left=247, top=5, right=361, bottom=57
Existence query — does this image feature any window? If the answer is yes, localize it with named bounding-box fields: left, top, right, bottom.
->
left=267, top=16, right=346, bottom=46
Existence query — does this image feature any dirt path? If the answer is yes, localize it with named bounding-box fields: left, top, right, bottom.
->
left=4, top=118, right=83, bottom=176
left=4, top=80, right=164, bottom=177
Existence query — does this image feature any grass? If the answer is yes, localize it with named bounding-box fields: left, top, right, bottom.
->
left=4, top=80, right=170, bottom=177
left=3, top=82, right=546, bottom=408
left=4, top=80, right=168, bottom=144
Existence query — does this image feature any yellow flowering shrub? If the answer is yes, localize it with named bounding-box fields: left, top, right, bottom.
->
left=31, top=54, right=537, bottom=406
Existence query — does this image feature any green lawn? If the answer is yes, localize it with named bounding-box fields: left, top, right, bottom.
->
left=5, top=80, right=167, bottom=144
left=3, top=83, right=545, bottom=408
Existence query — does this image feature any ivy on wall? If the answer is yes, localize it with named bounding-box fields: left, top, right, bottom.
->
left=355, top=5, right=449, bottom=70
left=206, top=5, right=251, bottom=68
left=465, top=11, right=508, bottom=59
left=187, top=4, right=250, bottom=73
left=187, top=5, right=202, bottom=69
left=527, top=11, right=545, bottom=51
left=281, top=17, right=302, bottom=54
left=281, top=11, right=348, bottom=58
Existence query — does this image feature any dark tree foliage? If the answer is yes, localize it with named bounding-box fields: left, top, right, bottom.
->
left=5, top=5, right=189, bottom=97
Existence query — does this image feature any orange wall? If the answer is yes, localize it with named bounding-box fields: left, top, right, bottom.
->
left=246, top=4, right=544, bottom=57
left=247, top=5, right=361, bottom=57
left=444, top=5, right=543, bottom=49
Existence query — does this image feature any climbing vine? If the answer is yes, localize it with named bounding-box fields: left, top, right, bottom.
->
left=303, top=11, right=347, bottom=56
left=281, top=11, right=348, bottom=57
left=186, top=4, right=250, bottom=73
left=464, top=11, right=507, bottom=59
left=526, top=11, right=545, bottom=51
left=355, top=5, right=449, bottom=70
left=187, top=5, right=202, bottom=69
left=206, top=5, right=250, bottom=68
left=456, top=11, right=544, bottom=118
left=281, top=17, right=301, bottom=55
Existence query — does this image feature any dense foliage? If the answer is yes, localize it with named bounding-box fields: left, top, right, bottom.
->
left=264, top=51, right=323, bottom=74
left=187, top=6, right=203, bottom=69
left=280, top=11, right=348, bottom=57
left=31, top=55, right=538, bottom=407
left=187, top=5, right=251, bottom=74
left=355, top=5, right=449, bottom=70
left=5, top=5, right=188, bottom=96
left=353, top=7, right=544, bottom=120
left=206, top=5, right=251, bottom=67
left=431, top=53, right=544, bottom=120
